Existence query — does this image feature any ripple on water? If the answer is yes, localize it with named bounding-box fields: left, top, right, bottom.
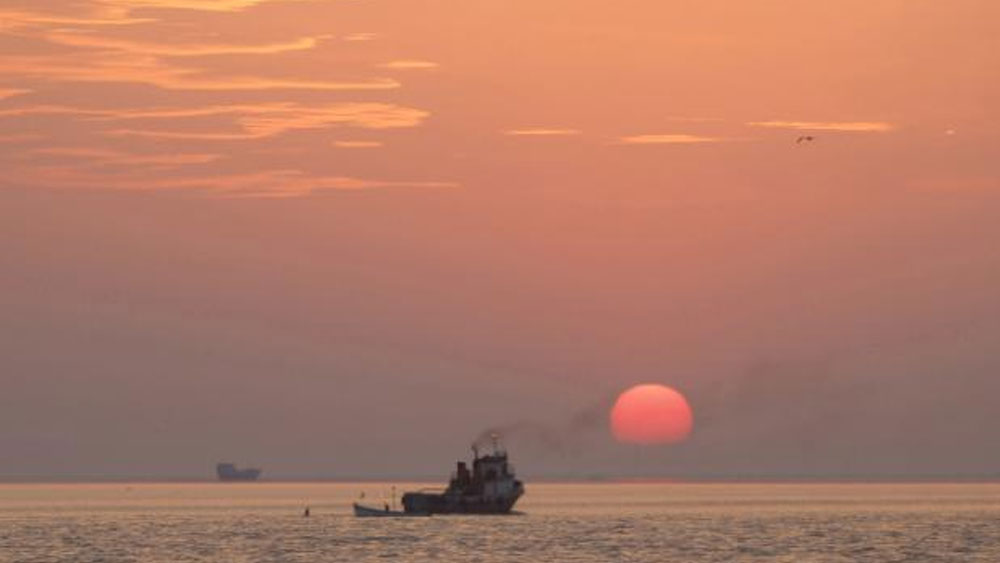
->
left=2, top=483, right=1000, bottom=562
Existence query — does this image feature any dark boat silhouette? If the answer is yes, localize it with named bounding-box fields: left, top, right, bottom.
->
left=216, top=462, right=262, bottom=482
left=354, top=435, right=524, bottom=516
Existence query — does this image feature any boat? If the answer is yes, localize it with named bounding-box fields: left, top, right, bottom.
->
left=352, top=502, right=421, bottom=517
left=406, top=436, right=525, bottom=515
left=216, top=462, right=262, bottom=482
left=353, top=485, right=420, bottom=517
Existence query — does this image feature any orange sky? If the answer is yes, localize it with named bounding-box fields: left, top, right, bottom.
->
left=1, top=1, right=999, bottom=478
left=1, top=0, right=995, bottom=197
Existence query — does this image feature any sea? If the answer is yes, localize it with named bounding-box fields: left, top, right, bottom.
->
left=1, top=482, right=999, bottom=562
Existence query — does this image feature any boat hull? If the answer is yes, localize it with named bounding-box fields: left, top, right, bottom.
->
left=353, top=503, right=426, bottom=517
left=402, top=487, right=523, bottom=515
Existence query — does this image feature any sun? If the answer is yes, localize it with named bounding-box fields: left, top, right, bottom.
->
left=610, top=384, right=693, bottom=445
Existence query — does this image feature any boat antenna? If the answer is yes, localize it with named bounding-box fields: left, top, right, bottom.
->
left=491, top=432, right=500, bottom=454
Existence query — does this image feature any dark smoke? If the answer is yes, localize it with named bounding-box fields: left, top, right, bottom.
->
left=473, top=394, right=616, bottom=458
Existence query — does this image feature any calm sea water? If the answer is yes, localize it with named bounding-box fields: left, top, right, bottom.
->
left=1, top=482, right=999, bottom=562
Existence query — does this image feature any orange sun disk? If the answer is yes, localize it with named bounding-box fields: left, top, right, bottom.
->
left=610, top=384, right=693, bottom=445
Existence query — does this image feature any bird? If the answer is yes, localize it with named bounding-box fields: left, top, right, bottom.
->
left=796, top=135, right=816, bottom=144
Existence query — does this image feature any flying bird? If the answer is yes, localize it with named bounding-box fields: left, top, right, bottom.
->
left=796, top=135, right=816, bottom=144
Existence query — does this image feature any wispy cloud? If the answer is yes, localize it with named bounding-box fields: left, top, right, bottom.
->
left=663, top=116, right=725, bottom=123
left=378, top=60, right=439, bottom=70
left=12, top=166, right=459, bottom=198
left=100, top=0, right=304, bottom=13
left=748, top=121, right=894, bottom=132
left=503, top=128, right=582, bottom=137
left=45, top=31, right=331, bottom=57
left=0, top=88, right=30, bottom=100
left=0, top=105, right=120, bottom=118
left=0, top=102, right=426, bottom=131
left=334, top=140, right=383, bottom=148
left=0, top=0, right=439, bottom=201
left=0, top=53, right=401, bottom=91
left=98, top=102, right=428, bottom=139
left=617, top=134, right=723, bottom=145
left=207, top=175, right=461, bottom=198
left=0, top=8, right=151, bottom=29
left=25, top=147, right=221, bottom=167
left=0, top=2, right=304, bottom=31
left=343, top=33, right=378, bottom=42
left=201, top=173, right=458, bottom=198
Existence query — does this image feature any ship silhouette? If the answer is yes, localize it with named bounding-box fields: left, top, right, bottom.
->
left=354, top=435, right=524, bottom=516
left=216, top=462, right=261, bottom=482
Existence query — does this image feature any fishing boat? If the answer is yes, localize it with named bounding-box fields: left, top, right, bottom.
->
left=403, top=437, right=523, bottom=515
left=352, top=502, right=422, bottom=517
left=354, top=436, right=524, bottom=517
left=353, top=485, right=425, bottom=517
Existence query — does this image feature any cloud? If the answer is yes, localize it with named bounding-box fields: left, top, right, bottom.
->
left=0, top=53, right=401, bottom=91
left=0, top=105, right=118, bottom=119
left=99, top=0, right=304, bottom=13
left=25, top=147, right=221, bottom=167
left=105, top=130, right=263, bottom=141
left=0, top=0, right=440, bottom=201
left=99, top=102, right=428, bottom=139
left=11, top=166, right=459, bottom=198
left=0, top=88, right=32, bottom=100
left=0, top=1, right=308, bottom=31
left=748, top=121, right=894, bottom=132
left=45, top=31, right=331, bottom=57
left=378, top=60, right=439, bottom=70
left=503, top=128, right=582, bottom=137
left=0, top=101, right=426, bottom=127
left=343, top=33, right=378, bottom=42
left=663, top=116, right=725, bottom=123
left=205, top=173, right=459, bottom=198
left=334, top=140, right=383, bottom=148
left=0, top=102, right=427, bottom=152
left=0, top=8, right=152, bottom=29
left=0, top=2, right=394, bottom=98
left=0, top=5, right=384, bottom=93
left=616, top=134, right=723, bottom=144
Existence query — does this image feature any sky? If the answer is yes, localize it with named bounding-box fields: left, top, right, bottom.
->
left=1, top=0, right=999, bottom=480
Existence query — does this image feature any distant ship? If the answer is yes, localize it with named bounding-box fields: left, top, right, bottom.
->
left=354, top=436, right=524, bottom=516
left=216, top=462, right=262, bottom=482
